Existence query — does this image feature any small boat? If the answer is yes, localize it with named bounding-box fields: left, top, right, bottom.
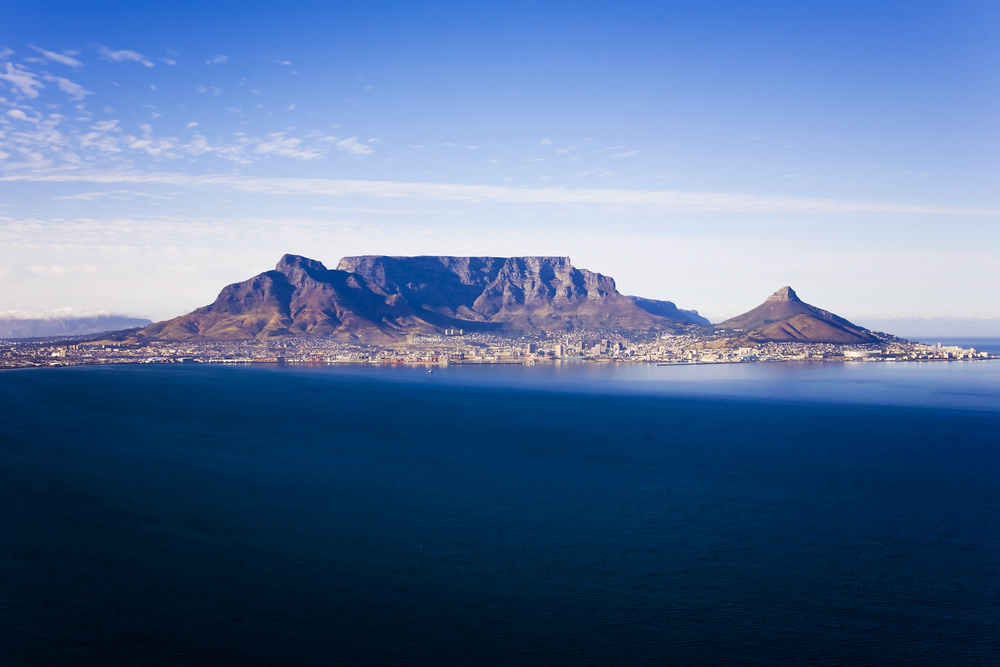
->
left=426, top=369, right=434, bottom=374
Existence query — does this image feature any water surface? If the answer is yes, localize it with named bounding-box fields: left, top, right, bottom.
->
left=1, top=363, right=997, bottom=665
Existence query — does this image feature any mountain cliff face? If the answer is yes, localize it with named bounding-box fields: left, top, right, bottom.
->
left=134, top=254, right=707, bottom=341
left=337, top=255, right=709, bottom=331
left=715, top=286, right=876, bottom=343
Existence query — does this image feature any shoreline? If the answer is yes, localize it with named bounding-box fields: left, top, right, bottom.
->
left=3, top=354, right=997, bottom=372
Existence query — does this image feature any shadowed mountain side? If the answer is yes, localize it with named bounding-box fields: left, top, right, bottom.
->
left=628, top=296, right=711, bottom=326
left=338, top=255, right=708, bottom=330
left=716, top=286, right=877, bottom=343
left=133, top=254, right=705, bottom=341
left=135, top=256, right=497, bottom=342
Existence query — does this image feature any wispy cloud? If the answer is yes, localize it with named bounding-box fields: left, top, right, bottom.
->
left=254, top=132, right=323, bottom=160
left=614, top=150, right=638, bottom=158
left=337, top=137, right=373, bottom=155
left=43, top=74, right=91, bottom=100
left=28, top=45, right=83, bottom=68
left=0, top=62, right=44, bottom=98
left=91, top=119, right=120, bottom=132
left=98, top=46, right=154, bottom=67
left=207, top=54, right=228, bottom=64
left=8, top=171, right=997, bottom=216
left=0, top=110, right=353, bottom=167
left=53, top=189, right=175, bottom=201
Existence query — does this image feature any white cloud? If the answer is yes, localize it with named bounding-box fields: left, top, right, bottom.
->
left=207, top=55, right=228, bottom=64
left=337, top=137, right=373, bottom=155
left=91, top=119, right=120, bottom=132
left=161, top=58, right=178, bottom=66
left=540, top=138, right=553, bottom=145
left=28, top=45, right=83, bottom=68
left=0, top=62, right=44, bottom=98
left=123, top=129, right=177, bottom=156
left=43, top=74, right=92, bottom=100
left=255, top=132, right=323, bottom=160
left=0, top=306, right=127, bottom=319
left=185, top=121, right=199, bottom=128
left=98, top=46, right=147, bottom=63
left=287, top=103, right=296, bottom=110
left=614, top=150, right=638, bottom=158
left=11, top=171, right=997, bottom=217
left=78, top=132, right=121, bottom=153
left=53, top=189, right=174, bottom=202
left=6, top=109, right=37, bottom=122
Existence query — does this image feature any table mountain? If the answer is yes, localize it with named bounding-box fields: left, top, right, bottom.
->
left=715, top=286, right=876, bottom=343
left=133, top=254, right=708, bottom=341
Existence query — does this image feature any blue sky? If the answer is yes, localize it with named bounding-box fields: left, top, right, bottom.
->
left=2, top=1, right=999, bottom=334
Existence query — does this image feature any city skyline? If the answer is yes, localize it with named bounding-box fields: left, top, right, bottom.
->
left=2, top=1, right=998, bottom=336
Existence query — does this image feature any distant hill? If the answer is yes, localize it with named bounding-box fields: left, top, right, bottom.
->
left=133, top=254, right=708, bottom=341
left=715, top=286, right=876, bottom=343
left=0, top=313, right=153, bottom=339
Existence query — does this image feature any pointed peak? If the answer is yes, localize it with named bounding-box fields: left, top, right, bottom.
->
left=767, top=286, right=799, bottom=302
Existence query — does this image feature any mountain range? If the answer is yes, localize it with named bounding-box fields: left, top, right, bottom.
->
left=0, top=313, right=152, bottom=339
left=129, top=254, right=878, bottom=344
left=133, top=254, right=709, bottom=342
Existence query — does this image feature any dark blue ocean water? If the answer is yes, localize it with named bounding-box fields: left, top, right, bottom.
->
left=1, top=362, right=998, bottom=666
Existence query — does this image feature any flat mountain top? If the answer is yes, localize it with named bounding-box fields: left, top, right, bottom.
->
left=132, top=254, right=707, bottom=342
left=716, top=286, right=876, bottom=343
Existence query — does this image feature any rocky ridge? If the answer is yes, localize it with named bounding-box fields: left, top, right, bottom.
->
left=134, top=254, right=708, bottom=342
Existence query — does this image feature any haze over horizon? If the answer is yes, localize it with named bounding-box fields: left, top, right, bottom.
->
left=3, top=1, right=998, bottom=336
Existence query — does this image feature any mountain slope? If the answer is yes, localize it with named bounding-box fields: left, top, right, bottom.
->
left=715, top=286, right=876, bottom=343
left=338, top=255, right=709, bottom=330
left=134, top=254, right=706, bottom=341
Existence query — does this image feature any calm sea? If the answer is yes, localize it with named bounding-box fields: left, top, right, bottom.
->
left=1, top=360, right=998, bottom=666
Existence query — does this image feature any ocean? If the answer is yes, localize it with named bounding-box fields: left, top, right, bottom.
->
left=1, top=359, right=998, bottom=666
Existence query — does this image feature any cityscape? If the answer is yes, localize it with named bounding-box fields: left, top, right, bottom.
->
left=2, top=328, right=991, bottom=370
